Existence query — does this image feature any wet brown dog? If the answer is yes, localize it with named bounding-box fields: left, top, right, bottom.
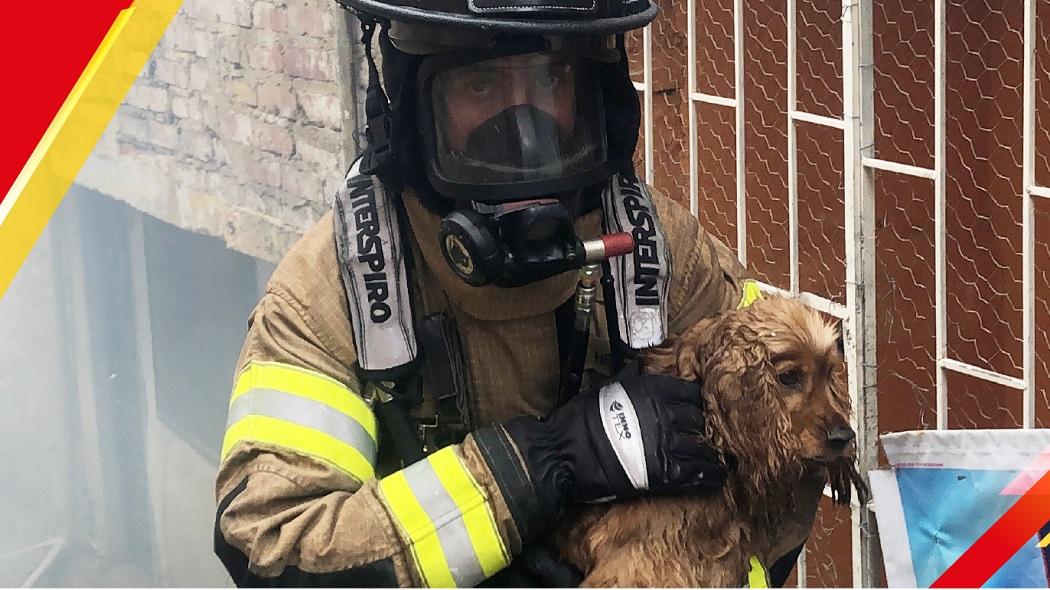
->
left=555, top=296, right=867, bottom=587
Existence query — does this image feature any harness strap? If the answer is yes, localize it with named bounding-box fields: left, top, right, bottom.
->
left=357, top=18, right=393, bottom=176
left=334, top=157, right=419, bottom=379
left=600, top=174, right=672, bottom=349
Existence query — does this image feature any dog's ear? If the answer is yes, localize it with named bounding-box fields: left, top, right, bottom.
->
left=640, top=315, right=721, bottom=380
left=702, top=322, right=796, bottom=496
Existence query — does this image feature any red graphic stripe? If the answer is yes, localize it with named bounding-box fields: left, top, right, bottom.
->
left=932, top=467, right=1050, bottom=588
left=0, top=2, right=132, bottom=204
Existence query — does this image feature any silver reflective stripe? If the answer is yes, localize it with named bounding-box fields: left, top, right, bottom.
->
left=226, top=388, right=377, bottom=467
left=401, top=459, right=486, bottom=587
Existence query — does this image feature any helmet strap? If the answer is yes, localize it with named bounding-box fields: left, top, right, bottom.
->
left=359, top=17, right=395, bottom=175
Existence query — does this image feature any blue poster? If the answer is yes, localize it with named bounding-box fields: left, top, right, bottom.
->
left=871, top=430, right=1050, bottom=588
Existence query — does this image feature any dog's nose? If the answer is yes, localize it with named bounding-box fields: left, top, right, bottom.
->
left=826, top=426, right=856, bottom=450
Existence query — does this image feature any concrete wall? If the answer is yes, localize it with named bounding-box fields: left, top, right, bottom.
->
left=0, top=206, right=74, bottom=586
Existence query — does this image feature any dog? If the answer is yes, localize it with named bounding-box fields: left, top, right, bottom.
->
left=555, top=296, right=868, bottom=587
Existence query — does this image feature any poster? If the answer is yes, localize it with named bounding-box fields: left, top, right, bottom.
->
left=872, top=429, right=1050, bottom=588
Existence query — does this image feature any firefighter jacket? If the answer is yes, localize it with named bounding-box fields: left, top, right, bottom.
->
left=213, top=187, right=757, bottom=587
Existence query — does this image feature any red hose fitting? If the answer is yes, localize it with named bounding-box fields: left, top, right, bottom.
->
left=582, top=232, right=635, bottom=262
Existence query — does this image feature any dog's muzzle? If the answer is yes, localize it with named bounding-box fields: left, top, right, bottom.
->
left=826, top=426, right=856, bottom=451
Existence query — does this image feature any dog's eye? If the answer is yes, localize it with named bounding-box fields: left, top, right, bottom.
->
left=778, top=369, right=802, bottom=388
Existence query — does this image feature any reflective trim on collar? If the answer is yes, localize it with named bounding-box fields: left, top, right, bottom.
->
left=748, top=555, right=770, bottom=588
left=738, top=279, right=764, bottom=309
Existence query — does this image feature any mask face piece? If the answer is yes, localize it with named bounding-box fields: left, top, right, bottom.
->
left=419, top=50, right=610, bottom=203
left=462, top=104, right=567, bottom=179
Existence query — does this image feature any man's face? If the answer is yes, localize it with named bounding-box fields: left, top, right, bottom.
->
left=435, top=53, right=578, bottom=152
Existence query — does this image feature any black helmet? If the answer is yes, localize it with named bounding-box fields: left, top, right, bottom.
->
left=339, top=0, right=654, bottom=207
left=335, top=0, right=657, bottom=35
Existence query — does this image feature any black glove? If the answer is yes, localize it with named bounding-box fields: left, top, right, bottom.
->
left=496, top=370, right=727, bottom=516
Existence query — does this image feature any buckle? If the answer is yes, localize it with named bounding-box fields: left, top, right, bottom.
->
left=361, top=112, right=392, bottom=176
left=416, top=415, right=440, bottom=454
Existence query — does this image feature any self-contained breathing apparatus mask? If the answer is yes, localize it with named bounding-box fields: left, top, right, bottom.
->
left=416, top=47, right=628, bottom=286
left=355, top=15, right=642, bottom=288
left=415, top=41, right=634, bottom=285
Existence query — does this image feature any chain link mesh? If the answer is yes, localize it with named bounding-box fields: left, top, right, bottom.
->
left=741, top=0, right=791, bottom=292
left=873, top=1, right=935, bottom=169
left=1039, top=0, right=1050, bottom=188
left=796, top=2, right=844, bottom=120
left=690, top=0, right=737, bottom=251
left=1034, top=0, right=1050, bottom=431
left=944, top=1, right=1025, bottom=386
left=874, top=172, right=939, bottom=433
left=1037, top=197, right=1050, bottom=429
left=872, top=0, right=939, bottom=444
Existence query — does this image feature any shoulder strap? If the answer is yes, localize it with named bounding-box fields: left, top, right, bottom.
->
left=334, top=160, right=478, bottom=460
left=600, top=174, right=672, bottom=349
left=333, top=157, right=419, bottom=381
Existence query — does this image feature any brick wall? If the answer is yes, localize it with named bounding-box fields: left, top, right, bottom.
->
left=77, top=0, right=365, bottom=263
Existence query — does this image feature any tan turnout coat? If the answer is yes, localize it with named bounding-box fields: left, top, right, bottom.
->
left=214, top=187, right=753, bottom=585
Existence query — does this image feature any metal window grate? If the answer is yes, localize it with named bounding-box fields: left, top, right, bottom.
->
left=630, top=0, right=1048, bottom=585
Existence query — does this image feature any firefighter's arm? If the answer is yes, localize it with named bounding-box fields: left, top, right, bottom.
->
left=214, top=287, right=530, bottom=586
left=652, top=191, right=760, bottom=334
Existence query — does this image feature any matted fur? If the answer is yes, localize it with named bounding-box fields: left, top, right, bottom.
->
left=554, top=296, right=869, bottom=587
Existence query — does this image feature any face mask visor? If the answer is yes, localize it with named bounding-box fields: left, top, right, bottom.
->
left=419, top=51, right=610, bottom=203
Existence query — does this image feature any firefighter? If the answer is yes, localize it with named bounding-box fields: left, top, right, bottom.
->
left=213, top=0, right=776, bottom=586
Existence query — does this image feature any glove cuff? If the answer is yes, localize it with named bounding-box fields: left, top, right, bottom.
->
left=473, top=423, right=568, bottom=545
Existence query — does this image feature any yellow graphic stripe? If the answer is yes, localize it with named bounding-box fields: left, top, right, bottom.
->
left=428, top=448, right=510, bottom=578
left=748, top=555, right=769, bottom=588
left=1039, top=532, right=1050, bottom=548
left=380, top=472, right=457, bottom=588
left=0, top=0, right=182, bottom=300
left=232, top=361, right=376, bottom=441
left=221, top=415, right=375, bottom=482
left=738, top=279, right=764, bottom=309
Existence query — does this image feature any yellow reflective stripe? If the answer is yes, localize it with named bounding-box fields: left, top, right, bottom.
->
left=748, top=555, right=769, bottom=588
left=232, top=361, right=376, bottom=442
left=222, top=415, right=375, bottom=482
left=1039, top=532, right=1050, bottom=548
left=738, top=279, right=764, bottom=309
left=378, top=447, right=511, bottom=587
left=380, top=472, right=457, bottom=588
left=427, top=448, right=511, bottom=578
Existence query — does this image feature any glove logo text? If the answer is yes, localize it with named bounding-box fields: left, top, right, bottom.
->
left=608, top=402, right=633, bottom=440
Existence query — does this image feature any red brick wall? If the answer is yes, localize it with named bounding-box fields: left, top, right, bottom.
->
left=77, top=0, right=362, bottom=262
